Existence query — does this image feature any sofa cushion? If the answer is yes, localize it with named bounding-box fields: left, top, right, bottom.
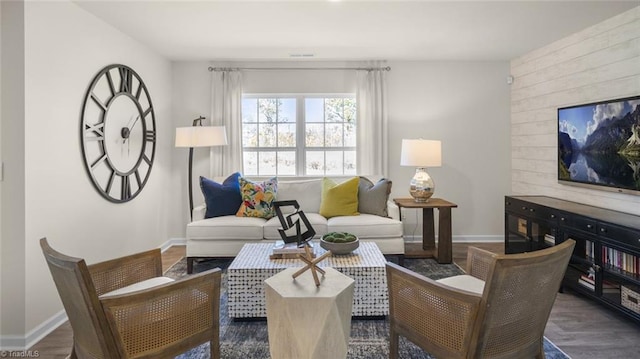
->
left=187, top=216, right=266, bottom=240
left=358, top=177, right=392, bottom=217
left=200, top=173, right=242, bottom=219
left=275, top=179, right=322, bottom=214
left=263, top=212, right=328, bottom=240
left=327, top=214, right=402, bottom=239
left=319, top=177, right=360, bottom=218
left=236, top=177, right=278, bottom=219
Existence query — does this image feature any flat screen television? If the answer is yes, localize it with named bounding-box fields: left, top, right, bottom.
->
left=557, top=95, right=640, bottom=195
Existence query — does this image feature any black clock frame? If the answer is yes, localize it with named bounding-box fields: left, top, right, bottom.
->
left=80, top=64, right=156, bottom=203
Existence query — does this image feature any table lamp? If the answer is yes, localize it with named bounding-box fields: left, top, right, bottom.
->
left=175, top=117, right=228, bottom=220
left=400, top=139, right=442, bottom=202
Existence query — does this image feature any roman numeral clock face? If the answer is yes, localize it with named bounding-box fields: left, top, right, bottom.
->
left=81, top=64, right=156, bottom=203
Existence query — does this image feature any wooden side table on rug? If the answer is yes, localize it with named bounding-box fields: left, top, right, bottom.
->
left=393, top=198, right=458, bottom=263
left=265, top=267, right=355, bottom=359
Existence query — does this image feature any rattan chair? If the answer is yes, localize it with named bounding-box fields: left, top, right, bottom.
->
left=386, top=239, right=575, bottom=359
left=40, top=238, right=221, bottom=359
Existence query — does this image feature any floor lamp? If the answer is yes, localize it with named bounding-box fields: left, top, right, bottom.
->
left=175, top=117, right=228, bottom=220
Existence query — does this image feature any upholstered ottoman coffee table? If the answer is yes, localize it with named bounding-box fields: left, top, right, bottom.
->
left=227, top=241, right=388, bottom=318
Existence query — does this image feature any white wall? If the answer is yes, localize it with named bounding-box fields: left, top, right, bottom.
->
left=172, top=60, right=511, bottom=240
left=1, top=0, right=27, bottom=343
left=0, top=0, right=176, bottom=347
left=387, top=61, right=511, bottom=239
left=510, top=6, right=640, bottom=214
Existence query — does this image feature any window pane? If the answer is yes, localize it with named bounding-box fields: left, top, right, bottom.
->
left=259, top=124, right=276, bottom=147
left=344, top=151, right=356, bottom=174
left=306, top=123, right=324, bottom=147
left=243, top=124, right=258, bottom=147
left=242, top=99, right=257, bottom=123
left=259, top=151, right=277, bottom=175
left=325, top=98, right=344, bottom=123
left=258, top=99, right=278, bottom=123
left=344, top=98, right=356, bottom=123
left=344, top=123, right=356, bottom=147
left=279, top=98, right=296, bottom=123
left=305, top=98, right=324, bottom=123
left=277, top=151, right=296, bottom=175
left=325, top=124, right=343, bottom=147
left=305, top=151, right=324, bottom=175
left=278, top=123, right=296, bottom=147
left=243, top=151, right=258, bottom=176
left=325, top=152, right=344, bottom=175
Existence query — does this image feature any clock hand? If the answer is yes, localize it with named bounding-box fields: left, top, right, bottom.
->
left=129, top=114, right=141, bottom=130
left=121, top=114, right=141, bottom=144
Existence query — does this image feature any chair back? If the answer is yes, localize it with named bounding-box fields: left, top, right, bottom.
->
left=40, top=238, right=117, bottom=358
left=472, top=239, right=575, bottom=358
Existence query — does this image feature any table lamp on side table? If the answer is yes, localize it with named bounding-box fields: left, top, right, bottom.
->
left=175, top=117, right=228, bottom=220
left=400, top=139, right=442, bottom=203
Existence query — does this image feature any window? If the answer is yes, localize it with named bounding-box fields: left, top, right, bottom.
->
left=241, top=95, right=356, bottom=176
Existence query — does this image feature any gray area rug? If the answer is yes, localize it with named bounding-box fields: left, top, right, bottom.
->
left=168, top=257, right=570, bottom=359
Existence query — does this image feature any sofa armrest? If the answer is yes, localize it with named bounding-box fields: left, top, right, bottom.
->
left=387, top=200, right=400, bottom=220
left=193, top=204, right=206, bottom=221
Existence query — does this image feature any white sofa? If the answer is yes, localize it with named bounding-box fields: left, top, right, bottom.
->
left=186, top=176, right=404, bottom=272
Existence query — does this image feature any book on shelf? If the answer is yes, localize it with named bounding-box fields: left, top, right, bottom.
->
left=544, top=234, right=555, bottom=246
left=580, top=274, right=595, bottom=285
left=602, top=280, right=620, bottom=294
left=578, top=278, right=595, bottom=291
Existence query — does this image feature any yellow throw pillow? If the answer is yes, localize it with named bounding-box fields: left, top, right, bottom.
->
left=319, top=177, right=360, bottom=218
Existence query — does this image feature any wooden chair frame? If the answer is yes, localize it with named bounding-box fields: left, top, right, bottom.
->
left=41, top=238, right=221, bottom=359
left=386, top=239, right=575, bottom=359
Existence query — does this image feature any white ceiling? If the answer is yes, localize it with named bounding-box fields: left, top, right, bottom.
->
left=73, top=0, right=639, bottom=62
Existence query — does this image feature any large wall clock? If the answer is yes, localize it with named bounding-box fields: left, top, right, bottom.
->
left=80, top=64, right=156, bottom=203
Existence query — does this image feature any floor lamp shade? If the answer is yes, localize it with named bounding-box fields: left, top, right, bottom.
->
left=400, top=139, right=442, bottom=202
left=175, top=126, right=228, bottom=148
left=175, top=125, right=228, bottom=220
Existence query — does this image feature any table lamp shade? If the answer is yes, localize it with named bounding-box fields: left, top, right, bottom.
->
left=400, top=139, right=442, bottom=167
left=175, top=126, right=228, bottom=148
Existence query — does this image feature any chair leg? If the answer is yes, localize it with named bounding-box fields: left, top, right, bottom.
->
left=187, top=257, right=195, bottom=274
left=210, top=338, right=220, bottom=359
left=534, top=341, right=545, bottom=359
left=68, top=346, right=78, bottom=359
left=390, top=327, right=399, bottom=359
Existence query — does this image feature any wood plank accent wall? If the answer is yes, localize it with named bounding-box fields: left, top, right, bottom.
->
left=510, top=6, right=640, bottom=216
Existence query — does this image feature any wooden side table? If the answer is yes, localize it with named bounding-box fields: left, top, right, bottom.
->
left=393, top=198, right=458, bottom=263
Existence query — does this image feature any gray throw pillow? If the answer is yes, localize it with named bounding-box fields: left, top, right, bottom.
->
left=358, top=177, right=392, bottom=217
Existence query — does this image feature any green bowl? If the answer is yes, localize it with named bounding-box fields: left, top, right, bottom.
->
left=320, top=234, right=359, bottom=255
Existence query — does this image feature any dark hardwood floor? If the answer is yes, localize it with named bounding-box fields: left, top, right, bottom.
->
left=29, top=243, right=640, bottom=358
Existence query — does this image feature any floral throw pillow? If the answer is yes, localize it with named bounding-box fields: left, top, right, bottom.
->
left=236, top=177, right=278, bottom=219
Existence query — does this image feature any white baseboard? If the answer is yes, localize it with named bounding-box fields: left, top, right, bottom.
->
left=159, top=237, right=186, bottom=252
left=404, top=234, right=503, bottom=243
left=0, top=310, right=67, bottom=351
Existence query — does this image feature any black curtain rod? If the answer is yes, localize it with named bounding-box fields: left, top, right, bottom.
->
left=208, top=66, right=391, bottom=72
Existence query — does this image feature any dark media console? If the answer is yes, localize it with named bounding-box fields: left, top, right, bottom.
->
left=505, top=195, right=640, bottom=324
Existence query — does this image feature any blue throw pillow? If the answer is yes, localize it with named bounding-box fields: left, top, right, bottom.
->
left=200, top=173, right=242, bottom=219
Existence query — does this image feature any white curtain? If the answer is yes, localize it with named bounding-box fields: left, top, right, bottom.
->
left=356, top=63, right=388, bottom=177
left=210, top=70, right=243, bottom=177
